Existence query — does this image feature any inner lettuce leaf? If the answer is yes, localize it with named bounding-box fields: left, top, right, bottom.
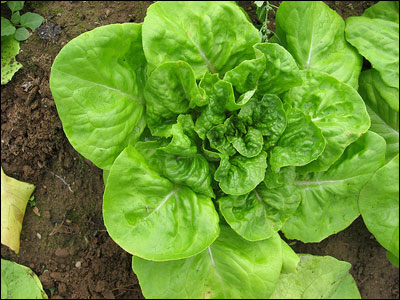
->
left=271, top=255, right=361, bottom=299
left=144, top=61, right=204, bottom=137
left=132, top=225, right=283, bottom=299
left=50, top=23, right=147, bottom=170
left=283, top=70, right=370, bottom=174
left=269, top=108, right=325, bottom=172
left=218, top=181, right=300, bottom=241
left=103, top=145, right=219, bottom=261
left=214, top=151, right=267, bottom=196
left=142, top=1, right=261, bottom=79
left=272, top=1, right=362, bottom=89
left=282, top=131, right=386, bottom=242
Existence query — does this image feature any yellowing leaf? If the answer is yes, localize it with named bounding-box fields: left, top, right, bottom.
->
left=1, top=167, right=35, bottom=254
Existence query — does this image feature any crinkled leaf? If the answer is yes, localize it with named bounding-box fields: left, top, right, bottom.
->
left=223, top=48, right=266, bottom=94
left=359, top=154, right=399, bottom=265
left=274, top=1, right=362, bottom=89
left=264, top=166, right=296, bottom=189
left=254, top=43, right=302, bottom=95
left=271, top=255, right=361, bottom=299
left=229, top=127, right=263, bottom=158
left=214, top=151, right=267, bottom=195
left=132, top=225, right=283, bottom=299
left=50, top=24, right=147, bottom=170
left=282, top=131, right=386, bottom=242
left=1, top=168, right=35, bottom=254
left=145, top=61, right=203, bottom=137
left=19, top=12, right=44, bottom=31
left=345, top=16, right=399, bottom=89
left=206, top=124, right=236, bottom=157
left=238, top=94, right=287, bottom=149
left=284, top=70, right=370, bottom=174
left=1, top=35, right=22, bottom=85
left=142, top=1, right=260, bottom=78
left=270, top=108, right=325, bottom=172
left=218, top=182, right=300, bottom=241
left=1, top=259, right=48, bottom=299
left=103, top=146, right=219, bottom=261
left=194, top=80, right=231, bottom=139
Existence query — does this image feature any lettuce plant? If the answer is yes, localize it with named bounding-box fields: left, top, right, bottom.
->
left=49, top=1, right=398, bottom=298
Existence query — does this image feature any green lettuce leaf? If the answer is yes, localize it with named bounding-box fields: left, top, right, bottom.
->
left=142, top=1, right=260, bottom=78
left=254, top=43, right=302, bottom=95
left=345, top=15, right=399, bottom=89
left=144, top=61, right=203, bottom=137
left=359, top=154, right=399, bottom=265
left=103, top=145, right=219, bottom=261
left=271, top=255, right=361, bottom=299
left=273, top=1, right=362, bottom=89
left=284, top=70, right=370, bottom=174
left=218, top=181, right=300, bottom=241
left=214, top=151, right=267, bottom=195
left=269, top=108, right=325, bottom=172
left=49, top=23, right=147, bottom=170
left=282, top=131, right=386, bottom=242
left=362, top=1, right=399, bottom=24
left=1, top=259, right=48, bottom=299
left=238, top=94, right=287, bottom=150
left=132, top=225, right=283, bottom=299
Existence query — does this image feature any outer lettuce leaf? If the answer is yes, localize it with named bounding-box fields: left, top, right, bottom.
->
left=103, top=146, right=219, bottom=261
left=359, top=69, right=399, bottom=131
left=280, top=239, right=300, bottom=274
left=362, top=1, right=399, bottom=24
left=50, top=23, right=147, bottom=170
left=142, top=1, right=260, bottom=79
left=214, top=151, right=267, bottom=196
left=273, top=1, right=362, bottom=89
left=254, top=43, right=302, bottom=95
left=144, top=61, right=203, bottom=137
left=282, top=131, right=386, bottom=242
left=1, top=259, right=48, bottom=299
left=271, top=255, right=361, bottom=299
left=345, top=16, right=399, bottom=89
left=132, top=225, right=283, bottom=299
left=269, top=108, right=325, bottom=172
left=359, top=154, right=399, bottom=265
left=366, top=106, right=399, bottom=163
left=218, top=182, right=300, bottom=241
left=387, top=250, right=400, bottom=268
left=284, top=70, right=370, bottom=174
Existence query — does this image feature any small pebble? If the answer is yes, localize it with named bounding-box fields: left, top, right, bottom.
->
left=75, top=261, right=82, bottom=268
left=36, top=233, right=42, bottom=239
left=55, top=248, right=69, bottom=257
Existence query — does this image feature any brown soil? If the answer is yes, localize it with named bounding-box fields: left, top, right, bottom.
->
left=1, top=1, right=398, bottom=299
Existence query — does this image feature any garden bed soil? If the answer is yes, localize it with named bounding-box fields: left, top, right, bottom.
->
left=1, top=1, right=398, bottom=299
